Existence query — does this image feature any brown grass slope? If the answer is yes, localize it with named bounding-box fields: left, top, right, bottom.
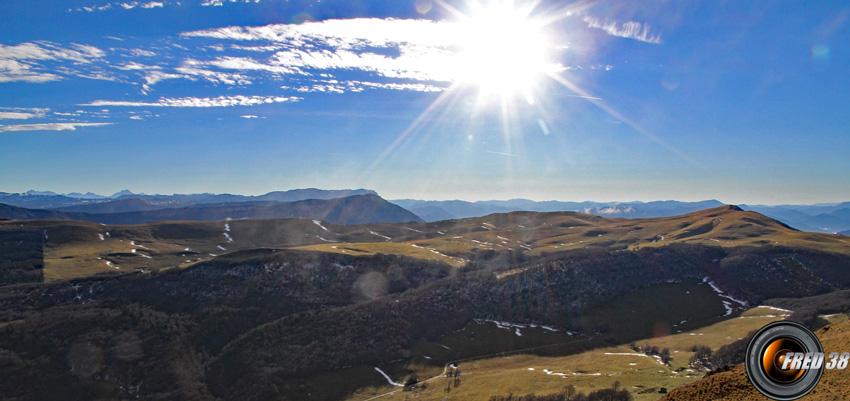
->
left=3, top=204, right=850, bottom=287
left=661, top=316, right=850, bottom=401
left=2, top=207, right=850, bottom=401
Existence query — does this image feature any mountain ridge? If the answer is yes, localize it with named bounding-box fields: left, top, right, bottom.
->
left=3, top=190, right=850, bottom=233
left=0, top=194, right=421, bottom=225
left=0, top=188, right=378, bottom=210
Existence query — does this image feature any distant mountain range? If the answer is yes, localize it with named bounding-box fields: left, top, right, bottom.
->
left=0, top=188, right=377, bottom=211
left=741, top=203, right=850, bottom=233
left=2, top=189, right=849, bottom=233
left=0, top=194, right=420, bottom=225
left=392, top=199, right=725, bottom=221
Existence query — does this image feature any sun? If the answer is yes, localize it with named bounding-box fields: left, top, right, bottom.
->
left=450, top=1, right=559, bottom=101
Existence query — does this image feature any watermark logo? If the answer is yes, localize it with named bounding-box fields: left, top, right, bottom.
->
left=745, top=321, right=841, bottom=400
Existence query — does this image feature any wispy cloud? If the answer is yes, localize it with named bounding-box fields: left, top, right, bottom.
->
left=201, top=0, right=260, bottom=6
left=74, top=1, right=166, bottom=12
left=120, top=1, right=164, bottom=9
left=285, top=80, right=445, bottom=94
left=0, top=122, right=112, bottom=132
left=179, top=18, right=466, bottom=85
left=486, top=150, right=518, bottom=158
left=582, top=16, right=662, bottom=44
left=73, top=0, right=256, bottom=12
left=128, top=48, right=156, bottom=57
left=0, top=108, right=50, bottom=120
left=0, top=41, right=108, bottom=83
left=81, top=95, right=301, bottom=107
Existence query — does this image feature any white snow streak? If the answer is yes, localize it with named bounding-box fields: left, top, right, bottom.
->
left=703, top=277, right=748, bottom=307
left=369, top=230, right=391, bottom=241
left=373, top=367, right=403, bottom=387
left=312, top=220, right=329, bottom=232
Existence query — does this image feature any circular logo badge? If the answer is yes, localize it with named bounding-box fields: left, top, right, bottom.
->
left=746, top=321, right=824, bottom=400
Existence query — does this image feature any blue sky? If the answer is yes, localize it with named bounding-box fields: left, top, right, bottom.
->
left=1, top=0, right=848, bottom=204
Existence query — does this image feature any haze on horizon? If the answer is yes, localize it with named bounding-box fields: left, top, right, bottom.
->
left=1, top=0, right=848, bottom=205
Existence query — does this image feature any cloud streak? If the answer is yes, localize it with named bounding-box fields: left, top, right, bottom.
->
left=0, top=108, right=49, bottom=120
left=81, top=95, right=301, bottom=107
left=181, top=18, right=463, bottom=84
left=0, top=41, right=108, bottom=82
left=74, top=0, right=257, bottom=12
left=582, top=16, right=662, bottom=44
left=0, top=122, right=112, bottom=132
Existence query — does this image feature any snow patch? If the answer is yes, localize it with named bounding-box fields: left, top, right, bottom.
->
left=703, top=277, right=748, bottom=308
left=476, top=319, right=559, bottom=336
left=722, top=301, right=734, bottom=316
left=604, top=352, right=650, bottom=357
left=312, top=220, right=329, bottom=232
left=373, top=367, right=403, bottom=387
left=759, top=305, right=793, bottom=314
left=316, top=235, right=337, bottom=243
left=219, top=222, right=234, bottom=243
left=130, top=241, right=151, bottom=250
left=369, top=230, right=392, bottom=241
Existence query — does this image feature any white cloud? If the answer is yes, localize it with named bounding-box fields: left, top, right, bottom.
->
left=0, top=112, right=39, bottom=120
left=230, top=44, right=283, bottom=52
left=140, top=70, right=184, bottom=93
left=175, top=60, right=253, bottom=85
left=204, top=56, right=299, bottom=75
left=117, top=61, right=157, bottom=71
left=582, top=16, right=662, bottom=44
left=81, top=95, right=301, bottom=107
left=181, top=18, right=464, bottom=83
left=75, top=1, right=166, bottom=12
left=129, top=48, right=157, bottom=57
left=0, top=108, right=49, bottom=120
left=354, top=81, right=444, bottom=92
left=12, top=18, right=476, bottom=94
left=181, top=18, right=456, bottom=47
left=285, top=80, right=445, bottom=94
left=0, top=41, right=107, bottom=83
left=201, top=0, right=261, bottom=6
left=0, top=122, right=112, bottom=132
left=240, top=114, right=259, bottom=118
